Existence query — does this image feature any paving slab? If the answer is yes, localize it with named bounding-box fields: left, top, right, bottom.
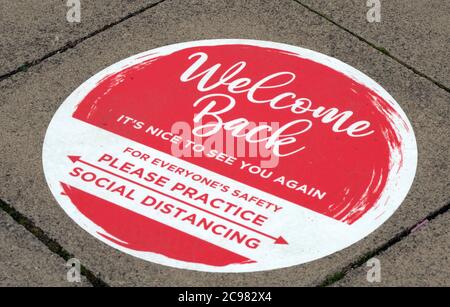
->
left=0, top=210, right=89, bottom=286
left=0, top=0, right=449, bottom=286
left=299, top=0, right=450, bottom=89
left=335, top=212, right=450, bottom=287
left=0, top=0, right=161, bottom=77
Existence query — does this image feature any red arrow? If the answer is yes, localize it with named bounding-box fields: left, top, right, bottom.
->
left=68, top=155, right=81, bottom=163
left=274, top=236, right=288, bottom=245
left=68, top=155, right=288, bottom=245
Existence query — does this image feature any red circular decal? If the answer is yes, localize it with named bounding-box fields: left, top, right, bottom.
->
left=43, top=40, right=417, bottom=272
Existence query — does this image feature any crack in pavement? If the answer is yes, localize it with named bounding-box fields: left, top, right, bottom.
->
left=0, top=198, right=109, bottom=287
left=292, top=0, right=450, bottom=95
left=317, top=200, right=450, bottom=287
left=0, top=0, right=167, bottom=84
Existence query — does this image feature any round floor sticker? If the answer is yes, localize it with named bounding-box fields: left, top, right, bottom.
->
left=43, top=39, right=417, bottom=272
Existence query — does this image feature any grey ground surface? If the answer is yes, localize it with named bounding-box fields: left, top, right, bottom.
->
left=0, top=0, right=449, bottom=287
left=335, top=212, right=450, bottom=287
left=0, top=0, right=161, bottom=77
left=0, top=210, right=89, bottom=286
left=300, top=0, right=450, bottom=90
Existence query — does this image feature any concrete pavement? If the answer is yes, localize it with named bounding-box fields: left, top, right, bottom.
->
left=300, top=0, right=450, bottom=90
left=335, top=212, right=450, bottom=287
left=0, top=209, right=89, bottom=286
left=0, top=0, right=448, bottom=286
left=0, top=0, right=161, bottom=77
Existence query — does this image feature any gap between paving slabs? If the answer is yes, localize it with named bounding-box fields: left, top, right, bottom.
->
left=0, top=0, right=167, bottom=83
left=0, top=198, right=109, bottom=287
left=318, top=201, right=450, bottom=287
left=292, top=0, right=450, bottom=94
